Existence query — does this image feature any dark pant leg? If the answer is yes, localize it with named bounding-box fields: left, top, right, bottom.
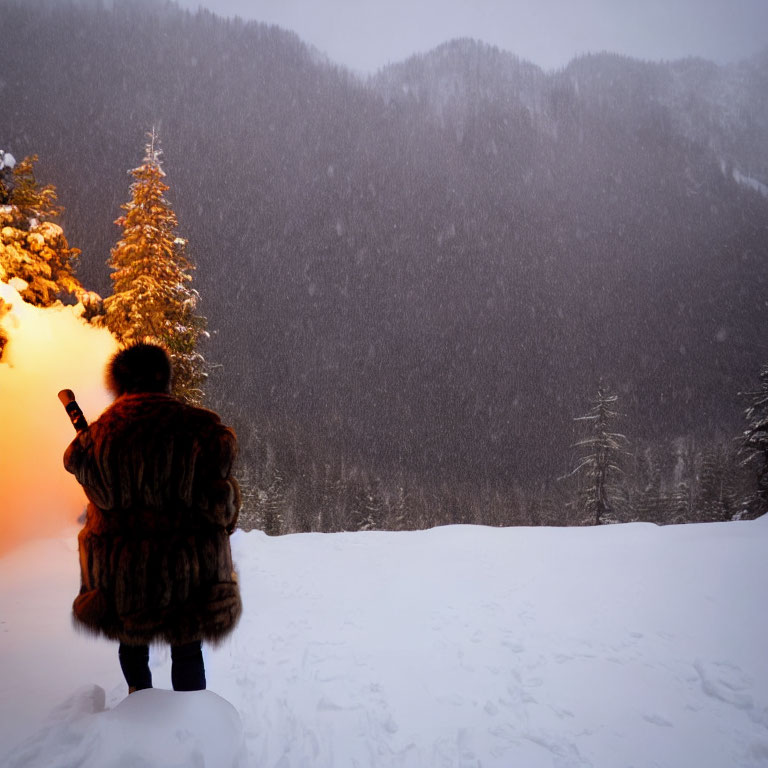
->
left=171, top=641, right=206, bottom=691
left=118, top=643, right=152, bottom=691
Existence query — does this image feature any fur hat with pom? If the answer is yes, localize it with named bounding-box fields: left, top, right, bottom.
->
left=106, top=342, right=172, bottom=396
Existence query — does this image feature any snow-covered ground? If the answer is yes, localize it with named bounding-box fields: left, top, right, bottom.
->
left=1, top=518, right=767, bottom=767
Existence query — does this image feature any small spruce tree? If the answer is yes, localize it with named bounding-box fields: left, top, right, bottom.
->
left=262, top=469, right=285, bottom=537
left=739, top=363, right=768, bottom=516
left=567, top=386, right=628, bottom=525
left=103, top=129, right=207, bottom=403
left=360, top=476, right=384, bottom=531
left=696, top=444, right=738, bottom=522
left=388, top=484, right=410, bottom=531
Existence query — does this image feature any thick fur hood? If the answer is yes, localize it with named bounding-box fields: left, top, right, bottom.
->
left=64, top=393, right=242, bottom=646
left=105, top=342, right=172, bottom=397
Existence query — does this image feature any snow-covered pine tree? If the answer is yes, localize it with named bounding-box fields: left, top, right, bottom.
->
left=262, top=469, right=285, bottom=537
left=631, top=445, right=666, bottom=523
left=348, top=478, right=370, bottom=532
left=0, top=151, right=83, bottom=306
left=361, top=477, right=384, bottom=531
left=567, top=386, right=628, bottom=525
left=696, top=444, right=738, bottom=522
left=739, top=363, right=768, bottom=515
left=6, top=154, right=60, bottom=220
left=316, top=462, right=335, bottom=533
left=388, top=484, right=410, bottom=531
left=103, top=129, right=207, bottom=404
left=233, top=463, right=260, bottom=531
left=670, top=481, right=692, bottom=524
left=326, top=460, right=351, bottom=532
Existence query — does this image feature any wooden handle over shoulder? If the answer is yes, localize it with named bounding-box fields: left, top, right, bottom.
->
left=58, top=389, right=88, bottom=433
left=58, top=389, right=75, bottom=406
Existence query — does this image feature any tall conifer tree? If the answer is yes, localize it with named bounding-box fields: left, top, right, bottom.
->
left=104, top=130, right=207, bottom=403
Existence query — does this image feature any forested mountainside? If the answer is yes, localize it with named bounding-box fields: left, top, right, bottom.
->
left=376, top=41, right=768, bottom=182
left=1, top=0, right=766, bottom=509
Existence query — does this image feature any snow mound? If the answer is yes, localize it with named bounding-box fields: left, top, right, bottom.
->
left=4, top=685, right=246, bottom=768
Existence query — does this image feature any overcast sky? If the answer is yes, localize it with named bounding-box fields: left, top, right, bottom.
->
left=171, top=0, right=768, bottom=74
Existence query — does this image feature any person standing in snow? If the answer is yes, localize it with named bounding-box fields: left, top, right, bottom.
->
left=63, top=342, right=242, bottom=693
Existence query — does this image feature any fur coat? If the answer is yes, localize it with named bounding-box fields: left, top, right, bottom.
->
left=64, top=392, right=242, bottom=646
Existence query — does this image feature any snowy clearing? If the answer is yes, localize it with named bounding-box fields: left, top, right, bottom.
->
left=1, top=519, right=767, bottom=767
